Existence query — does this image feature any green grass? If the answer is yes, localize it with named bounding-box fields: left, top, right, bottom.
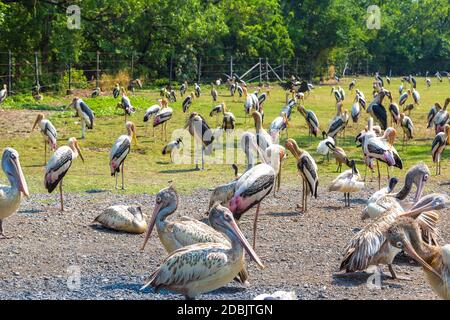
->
left=1, top=77, right=449, bottom=195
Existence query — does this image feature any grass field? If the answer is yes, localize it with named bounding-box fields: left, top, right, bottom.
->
left=0, top=77, right=449, bottom=195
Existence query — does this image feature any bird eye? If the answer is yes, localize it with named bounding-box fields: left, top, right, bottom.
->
left=395, top=241, right=403, bottom=248
left=156, top=196, right=162, bottom=203
left=423, top=174, right=429, bottom=181
left=10, top=153, right=16, bottom=160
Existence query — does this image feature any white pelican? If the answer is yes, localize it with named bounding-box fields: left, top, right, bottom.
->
left=44, top=138, right=84, bottom=211
left=361, top=177, right=399, bottom=220
left=162, top=138, right=183, bottom=163
left=109, top=121, right=137, bottom=190
left=317, top=133, right=334, bottom=162
left=140, top=186, right=249, bottom=284
left=0, top=148, right=29, bottom=238
left=69, top=97, right=94, bottom=139
left=431, top=124, right=449, bottom=175
left=328, top=160, right=364, bottom=207
left=141, top=203, right=264, bottom=300
left=31, top=113, right=57, bottom=164
left=285, top=138, right=318, bottom=213
left=94, top=205, right=147, bottom=234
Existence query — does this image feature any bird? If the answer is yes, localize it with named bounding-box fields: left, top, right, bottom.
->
left=91, top=87, right=100, bottom=98
left=109, top=121, right=137, bottom=190
left=355, top=89, right=366, bottom=110
left=0, top=84, right=7, bottom=104
left=0, top=148, right=29, bottom=238
left=194, top=83, right=201, bottom=97
left=325, top=141, right=349, bottom=172
left=128, top=79, right=143, bottom=92
left=44, top=137, right=84, bottom=211
left=252, top=111, right=272, bottom=151
left=117, top=89, right=136, bottom=122
left=326, top=109, right=349, bottom=140
left=386, top=76, right=391, bottom=85
left=331, top=87, right=343, bottom=102
left=361, top=177, right=399, bottom=220
left=399, top=80, right=404, bottom=95
left=434, top=98, right=450, bottom=134
left=426, top=78, right=431, bottom=88
left=162, top=138, right=183, bottom=163
left=180, top=81, right=187, bottom=97
left=113, top=83, right=120, bottom=98
left=264, top=144, right=287, bottom=197
left=431, top=124, right=449, bottom=175
left=285, top=138, right=318, bottom=213
left=31, top=113, right=57, bottom=164
left=399, top=113, right=414, bottom=150
left=140, top=186, right=249, bottom=285
left=153, top=102, right=173, bottom=142
left=427, top=103, right=442, bottom=129
left=411, top=88, right=420, bottom=105
left=209, top=102, right=226, bottom=125
left=221, top=105, right=236, bottom=132
left=317, top=133, right=334, bottom=162
left=297, top=105, right=319, bottom=142
left=367, top=89, right=390, bottom=130
left=210, top=84, right=218, bottom=102
left=388, top=102, right=400, bottom=125
left=349, top=79, right=356, bottom=91
left=340, top=193, right=446, bottom=280
left=399, top=90, right=409, bottom=107
left=244, top=93, right=259, bottom=123
left=182, top=92, right=195, bottom=113
left=328, top=160, right=364, bottom=207
left=386, top=217, right=450, bottom=300
left=143, top=100, right=163, bottom=137
left=68, top=97, right=94, bottom=139
left=93, top=205, right=147, bottom=234
left=141, top=203, right=264, bottom=300
left=185, top=112, right=215, bottom=170
left=351, top=100, right=360, bottom=123
left=269, top=112, right=289, bottom=141
left=169, top=89, right=177, bottom=102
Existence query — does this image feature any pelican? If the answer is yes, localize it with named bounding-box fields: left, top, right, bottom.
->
left=0, top=148, right=29, bottom=238
left=31, top=113, right=57, bottom=164
left=153, top=103, right=173, bottom=141
left=0, top=84, right=7, bottom=104
left=117, top=89, right=135, bottom=122
left=113, top=83, right=120, bottom=98
left=400, top=113, right=414, bottom=149
left=252, top=111, right=272, bottom=151
left=140, top=186, right=249, bottom=284
left=340, top=194, right=447, bottom=280
left=269, top=112, right=289, bottom=141
left=328, top=160, right=364, bottom=207
left=44, top=138, right=84, bottom=211
left=194, top=83, right=201, bottom=97
left=297, top=105, right=319, bottom=142
left=94, top=205, right=147, bottom=234
left=361, top=177, right=399, bottom=220
left=185, top=112, right=214, bottom=170
left=143, top=99, right=163, bottom=136
left=434, top=98, right=450, bottom=134
left=109, top=121, right=137, bottom=190
left=162, top=138, right=183, bottom=163
left=182, top=92, right=195, bottom=113
left=69, top=97, right=94, bottom=139
left=285, top=139, right=318, bottom=213
left=386, top=217, right=450, bottom=300
left=141, top=203, right=264, bottom=300
left=360, top=163, right=430, bottom=220
left=180, top=81, right=187, bottom=97
left=431, top=124, right=449, bottom=175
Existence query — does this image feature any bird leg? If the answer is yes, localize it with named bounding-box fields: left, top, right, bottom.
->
left=81, top=121, right=86, bottom=139
left=44, top=139, right=47, bottom=165
left=121, top=162, right=125, bottom=190
left=376, top=160, right=381, bottom=190
left=388, top=264, right=411, bottom=281
left=277, top=168, right=281, bottom=192
left=59, top=179, right=64, bottom=212
left=297, top=179, right=305, bottom=213
left=201, top=146, right=205, bottom=171
left=252, top=202, right=261, bottom=250
left=0, top=220, right=13, bottom=239
left=115, top=172, right=118, bottom=189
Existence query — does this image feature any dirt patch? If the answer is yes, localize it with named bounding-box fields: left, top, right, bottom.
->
left=0, top=109, right=51, bottom=138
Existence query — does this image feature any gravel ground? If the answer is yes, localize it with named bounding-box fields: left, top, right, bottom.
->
left=0, top=181, right=449, bottom=300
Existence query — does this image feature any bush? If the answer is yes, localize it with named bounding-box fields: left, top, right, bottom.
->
left=60, top=68, right=89, bottom=92
left=101, top=70, right=131, bottom=91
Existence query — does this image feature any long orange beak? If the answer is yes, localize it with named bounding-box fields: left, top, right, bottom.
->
left=76, top=143, right=84, bottom=163
left=402, top=241, right=441, bottom=280
left=12, top=156, right=29, bottom=198
left=140, top=202, right=162, bottom=251
left=228, top=216, right=264, bottom=269
left=32, top=116, right=40, bottom=131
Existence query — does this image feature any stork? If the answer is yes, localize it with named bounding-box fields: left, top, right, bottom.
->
left=194, top=83, right=201, bottom=97
left=182, top=92, right=195, bottom=114
left=180, top=81, right=187, bottom=96
left=117, top=89, right=135, bottom=122
left=399, top=113, right=414, bottom=150
left=153, top=101, right=172, bottom=142
left=434, top=98, right=450, bottom=134
left=91, top=87, right=100, bottom=98
left=211, top=83, right=218, bottom=102
left=328, top=160, right=364, bottom=207
left=431, top=124, right=449, bottom=175
left=109, top=121, right=137, bottom=190
left=31, top=113, right=57, bottom=164
left=69, top=97, right=94, bottom=139
left=0, top=148, right=29, bottom=238
left=252, top=111, right=272, bottom=151
left=44, top=138, right=84, bottom=211
left=298, top=105, right=319, bottom=143
left=143, top=99, right=163, bottom=137
left=185, top=112, right=215, bottom=171
left=113, top=83, right=120, bottom=99
left=0, top=84, right=7, bottom=104
left=269, top=112, right=289, bottom=141
left=367, top=89, right=390, bottom=130
left=162, top=138, right=183, bottom=163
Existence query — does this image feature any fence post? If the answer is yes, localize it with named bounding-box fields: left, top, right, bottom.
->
left=282, top=59, right=285, bottom=80
left=265, top=57, right=269, bottom=83
left=296, top=58, right=299, bottom=76
left=197, top=56, right=201, bottom=83
left=8, top=50, right=12, bottom=94
left=259, top=58, right=262, bottom=84
left=169, top=53, right=173, bottom=87
left=230, top=55, right=233, bottom=78
left=34, top=52, right=39, bottom=88
left=96, top=51, right=100, bottom=88
left=68, top=55, right=72, bottom=92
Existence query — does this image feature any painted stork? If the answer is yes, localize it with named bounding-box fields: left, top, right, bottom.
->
left=328, top=160, right=364, bottom=207
left=252, top=111, right=272, bottom=151
left=169, top=89, right=177, bottom=102
left=0, top=148, right=29, bottom=238
left=325, top=141, right=349, bottom=172
left=411, top=88, right=420, bottom=105
left=281, top=98, right=297, bottom=120
left=31, top=113, right=57, bottom=164
left=326, top=110, right=349, bottom=140
left=399, top=81, right=404, bottom=95
left=434, top=98, right=450, bottom=133
left=386, top=76, right=391, bottom=85
left=143, top=99, right=163, bottom=137
left=297, top=105, right=319, bottom=141
left=141, top=203, right=264, bottom=300
left=431, top=124, right=449, bottom=175
left=361, top=177, right=399, bottom=220
left=349, top=79, right=356, bottom=91
left=403, top=103, right=414, bottom=116
left=339, top=193, right=447, bottom=280
left=222, top=107, right=236, bottom=132
left=0, top=84, right=7, bottom=104
left=162, top=138, right=183, bottom=163
left=367, top=89, right=390, bottom=130
left=180, top=81, right=187, bottom=97
left=331, top=87, right=343, bottom=102
left=229, top=83, right=237, bottom=97
left=182, top=92, right=195, bottom=113
left=410, top=76, right=417, bottom=89
left=94, top=205, right=147, bottom=234
left=351, top=100, right=360, bottom=123
left=194, top=83, right=201, bottom=97
left=44, top=138, right=84, bottom=211
left=375, top=73, right=384, bottom=87
left=185, top=112, right=215, bottom=170
left=237, top=84, right=243, bottom=98
left=113, top=83, right=120, bottom=99
left=427, top=103, right=442, bottom=129
left=399, top=113, right=414, bottom=150
left=399, top=89, right=409, bottom=107
left=426, top=78, right=431, bottom=88
left=211, top=84, right=218, bottom=102
left=91, top=87, right=100, bottom=98
left=389, top=102, right=400, bottom=125
left=244, top=93, right=259, bottom=123
left=153, top=102, right=173, bottom=142
left=209, top=102, right=225, bottom=125
left=69, top=97, right=94, bottom=139
left=109, top=121, right=137, bottom=190
left=269, top=112, right=289, bottom=141
left=355, top=90, right=366, bottom=110
left=285, top=138, right=318, bottom=213
left=386, top=217, right=450, bottom=300
left=117, top=89, right=136, bottom=122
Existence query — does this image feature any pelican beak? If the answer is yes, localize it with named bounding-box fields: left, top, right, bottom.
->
left=75, top=143, right=84, bottom=163
left=12, top=156, right=29, bottom=198
left=414, top=179, right=426, bottom=203
left=228, top=217, right=265, bottom=270
left=140, top=202, right=162, bottom=251
left=402, top=240, right=442, bottom=280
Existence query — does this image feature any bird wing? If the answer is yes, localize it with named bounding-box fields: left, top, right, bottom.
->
left=298, top=154, right=318, bottom=197
left=370, top=104, right=387, bottom=129
left=80, top=101, right=94, bottom=128
left=171, top=220, right=230, bottom=247
left=44, top=120, right=57, bottom=141
left=45, top=146, right=73, bottom=192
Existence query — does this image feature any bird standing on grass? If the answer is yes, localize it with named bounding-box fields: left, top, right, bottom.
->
left=31, top=113, right=57, bottom=164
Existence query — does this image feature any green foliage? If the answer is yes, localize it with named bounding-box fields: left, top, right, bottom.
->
left=60, top=68, right=90, bottom=91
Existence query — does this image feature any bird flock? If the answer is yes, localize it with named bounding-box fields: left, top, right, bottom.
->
left=0, top=72, right=449, bottom=300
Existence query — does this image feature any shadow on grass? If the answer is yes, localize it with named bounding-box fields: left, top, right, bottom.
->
left=86, top=189, right=108, bottom=194
left=267, top=211, right=299, bottom=217
left=159, top=168, right=200, bottom=174
left=102, top=282, right=144, bottom=293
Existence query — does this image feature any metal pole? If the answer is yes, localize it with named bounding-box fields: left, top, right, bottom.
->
left=8, top=50, right=12, bottom=94
left=197, top=56, right=201, bottom=83
left=34, top=52, right=39, bottom=87
left=96, top=51, right=100, bottom=88
left=230, top=56, right=233, bottom=79
left=265, top=57, right=269, bottom=83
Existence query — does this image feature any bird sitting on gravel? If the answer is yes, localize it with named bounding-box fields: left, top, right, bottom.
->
left=93, top=205, right=147, bottom=234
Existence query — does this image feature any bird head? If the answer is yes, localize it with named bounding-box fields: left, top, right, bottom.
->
left=2, top=148, right=29, bottom=197
left=126, top=121, right=138, bottom=145
left=32, top=113, right=45, bottom=131
left=68, top=137, right=84, bottom=163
